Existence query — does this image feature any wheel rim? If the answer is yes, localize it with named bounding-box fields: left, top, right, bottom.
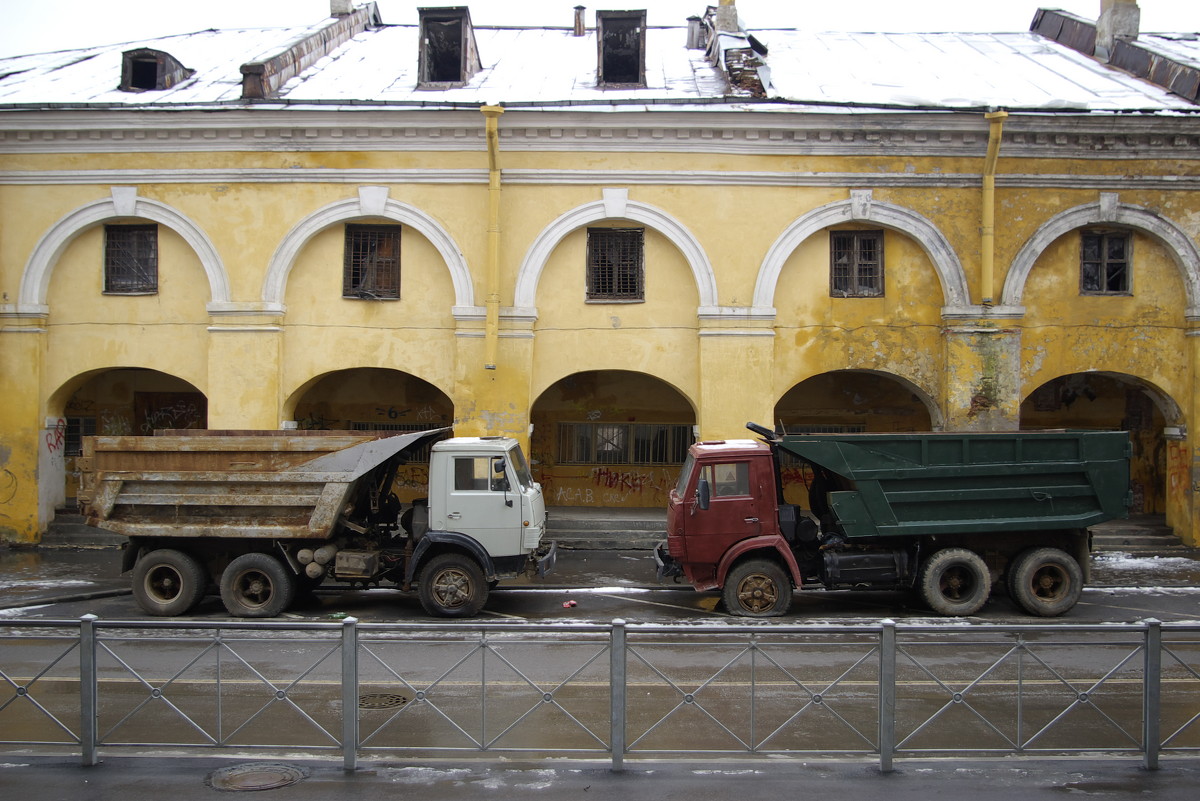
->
left=431, top=567, right=474, bottom=609
left=233, top=570, right=274, bottom=610
left=735, top=573, right=779, bottom=614
left=145, top=564, right=184, bottom=603
left=938, top=565, right=978, bottom=602
left=1029, top=563, right=1069, bottom=601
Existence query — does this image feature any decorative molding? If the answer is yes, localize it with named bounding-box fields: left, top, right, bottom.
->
left=5, top=168, right=1200, bottom=193
left=3, top=110, right=1199, bottom=159
left=755, top=195, right=970, bottom=311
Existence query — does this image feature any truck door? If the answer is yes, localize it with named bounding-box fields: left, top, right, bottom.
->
left=687, top=458, right=771, bottom=564
left=442, top=454, right=524, bottom=556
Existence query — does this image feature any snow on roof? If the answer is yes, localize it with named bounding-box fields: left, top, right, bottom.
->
left=0, top=21, right=1196, bottom=113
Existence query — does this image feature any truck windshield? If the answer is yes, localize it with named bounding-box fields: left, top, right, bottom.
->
left=675, top=453, right=695, bottom=497
left=509, top=446, right=534, bottom=491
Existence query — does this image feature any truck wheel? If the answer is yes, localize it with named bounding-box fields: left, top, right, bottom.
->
left=918, top=548, right=990, bottom=616
left=418, top=553, right=488, bottom=618
left=131, top=549, right=207, bottom=616
left=219, top=553, right=296, bottom=618
left=723, top=559, right=792, bottom=617
left=1008, top=547, right=1083, bottom=617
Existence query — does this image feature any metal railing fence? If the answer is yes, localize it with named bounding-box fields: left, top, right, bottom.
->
left=1, top=616, right=1198, bottom=773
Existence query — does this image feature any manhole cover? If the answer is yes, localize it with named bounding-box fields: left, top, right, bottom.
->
left=359, top=692, right=409, bottom=710
left=207, top=763, right=308, bottom=792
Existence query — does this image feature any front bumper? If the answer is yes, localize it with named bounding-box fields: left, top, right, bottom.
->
left=654, top=540, right=682, bottom=583
left=534, top=540, right=558, bottom=578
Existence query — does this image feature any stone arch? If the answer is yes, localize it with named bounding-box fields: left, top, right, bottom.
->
left=776, top=368, right=945, bottom=432
left=1002, top=193, right=1200, bottom=316
left=261, top=187, right=474, bottom=312
left=18, top=187, right=229, bottom=313
left=753, top=191, right=970, bottom=314
left=512, top=188, right=718, bottom=316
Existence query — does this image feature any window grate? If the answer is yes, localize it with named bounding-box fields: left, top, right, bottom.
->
left=344, top=224, right=401, bottom=299
left=104, top=224, right=158, bottom=294
left=65, top=416, right=97, bottom=457
left=830, top=230, right=884, bottom=297
left=1081, top=230, right=1131, bottom=294
left=558, top=422, right=691, bottom=465
left=587, top=228, right=644, bottom=301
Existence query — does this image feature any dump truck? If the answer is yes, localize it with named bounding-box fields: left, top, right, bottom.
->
left=78, top=428, right=556, bottom=618
left=655, top=422, right=1131, bottom=618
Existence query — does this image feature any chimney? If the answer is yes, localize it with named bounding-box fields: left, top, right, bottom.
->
left=330, top=0, right=354, bottom=15
left=715, top=0, right=739, bottom=33
left=574, top=5, right=586, bottom=37
left=686, top=15, right=704, bottom=49
left=1096, top=0, right=1140, bottom=60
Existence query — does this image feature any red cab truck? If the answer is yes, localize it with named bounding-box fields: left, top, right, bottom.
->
left=655, top=423, right=1131, bottom=617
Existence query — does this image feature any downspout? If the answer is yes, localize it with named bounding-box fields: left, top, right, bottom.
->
left=981, top=110, right=1008, bottom=307
left=482, top=104, right=504, bottom=369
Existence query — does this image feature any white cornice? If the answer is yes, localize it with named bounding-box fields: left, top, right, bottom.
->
left=2, top=109, right=1199, bottom=159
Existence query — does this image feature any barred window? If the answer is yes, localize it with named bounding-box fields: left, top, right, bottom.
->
left=830, top=230, right=884, bottom=297
left=65, top=416, right=97, bottom=457
left=558, top=422, right=691, bottom=465
left=587, top=227, right=644, bottom=301
left=344, top=224, right=401, bottom=300
left=1081, top=230, right=1131, bottom=294
left=104, top=224, right=158, bottom=294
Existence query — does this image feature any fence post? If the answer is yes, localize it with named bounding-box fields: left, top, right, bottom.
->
left=610, top=619, right=627, bottom=772
left=879, top=619, right=896, bottom=774
left=1143, top=619, right=1161, bottom=771
left=79, top=614, right=99, bottom=767
left=342, top=617, right=359, bottom=772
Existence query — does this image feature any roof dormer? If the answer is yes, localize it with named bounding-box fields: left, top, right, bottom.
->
left=596, top=10, right=646, bottom=88
left=120, top=48, right=194, bottom=92
left=418, top=6, right=482, bottom=88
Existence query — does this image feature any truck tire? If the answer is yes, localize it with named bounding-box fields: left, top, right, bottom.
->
left=918, top=548, right=990, bottom=616
left=1007, top=547, right=1083, bottom=617
left=219, top=553, right=296, bottom=618
left=418, top=553, right=488, bottom=618
left=723, top=559, right=792, bottom=617
left=131, top=549, right=208, bottom=616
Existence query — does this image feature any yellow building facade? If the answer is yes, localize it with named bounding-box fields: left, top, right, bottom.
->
left=2, top=2, right=1199, bottom=544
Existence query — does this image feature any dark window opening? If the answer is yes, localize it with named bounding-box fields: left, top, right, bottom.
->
left=65, top=416, right=97, bottom=457
left=830, top=230, right=884, bottom=297
left=426, top=18, right=464, bottom=82
left=344, top=224, right=401, bottom=300
left=104, top=224, right=158, bottom=294
left=597, top=10, right=646, bottom=87
left=587, top=227, right=644, bottom=301
left=1081, top=230, right=1131, bottom=294
left=130, top=59, right=158, bottom=90
left=417, top=8, right=481, bottom=87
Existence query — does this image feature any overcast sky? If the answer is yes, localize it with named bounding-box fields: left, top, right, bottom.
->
left=2, top=0, right=1199, bottom=59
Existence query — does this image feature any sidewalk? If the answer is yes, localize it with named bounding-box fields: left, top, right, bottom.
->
left=3, top=754, right=1200, bottom=801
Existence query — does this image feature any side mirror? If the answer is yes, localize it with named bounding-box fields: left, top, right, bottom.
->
left=696, top=477, right=711, bottom=511
left=493, top=457, right=507, bottom=474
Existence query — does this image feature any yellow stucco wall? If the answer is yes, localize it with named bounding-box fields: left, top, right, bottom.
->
left=3, top=124, right=1199, bottom=544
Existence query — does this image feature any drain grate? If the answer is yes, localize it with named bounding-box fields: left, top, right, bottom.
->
left=359, top=692, right=409, bottom=710
left=207, top=763, right=308, bottom=792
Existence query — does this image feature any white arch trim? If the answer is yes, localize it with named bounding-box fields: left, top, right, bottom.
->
left=17, top=187, right=230, bottom=313
left=1001, top=193, right=1200, bottom=317
left=262, top=188, right=474, bottom=311
left=512, top=189, right=718, bottom=315
left=753, top=191, right=971, bottom=314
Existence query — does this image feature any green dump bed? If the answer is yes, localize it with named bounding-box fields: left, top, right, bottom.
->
left=778, top=430, right=1131, bottom=539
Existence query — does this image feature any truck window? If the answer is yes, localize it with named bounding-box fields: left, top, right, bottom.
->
left=453, top=457, right=509, bottom=492
left=508, top=446, right=533, bottom=491
left=701, top=462, right=749, bottom=498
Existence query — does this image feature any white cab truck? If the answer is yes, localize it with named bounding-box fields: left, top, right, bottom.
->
left=78, top=428, right=555, bottom=618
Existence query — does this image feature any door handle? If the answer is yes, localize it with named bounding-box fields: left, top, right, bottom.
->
left=447, top=512, right=462, bottom=519
left=744, top=517, right=759, bottom=524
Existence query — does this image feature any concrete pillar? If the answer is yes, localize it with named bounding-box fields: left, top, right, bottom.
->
left=0, top=320, right=47, bottom=543
left=697, top=325, right=775, bottom=439
left=452, top=313, right=534, bottom=452
left=941, top=322, right=1021, bottom=432
left=206, top=314, right=284, bottom=429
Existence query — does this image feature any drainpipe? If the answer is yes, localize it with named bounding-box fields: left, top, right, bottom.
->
left=482, top=104, right=504, bottom=370
left=981, top=110, right=1008, bottom=307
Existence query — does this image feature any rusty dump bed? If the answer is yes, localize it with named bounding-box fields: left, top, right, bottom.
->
left=78, top=429, right=447, bottom=541
left=777, top=429, right=1131, bottom=539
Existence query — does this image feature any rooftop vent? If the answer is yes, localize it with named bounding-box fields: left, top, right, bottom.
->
left=418, top=6, right=482, bottom=87
left=574, top=5, right=586, bottom=37
left=120, top=49, right=194, bottom=92
left=597, top=10, right=646, bottom=88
